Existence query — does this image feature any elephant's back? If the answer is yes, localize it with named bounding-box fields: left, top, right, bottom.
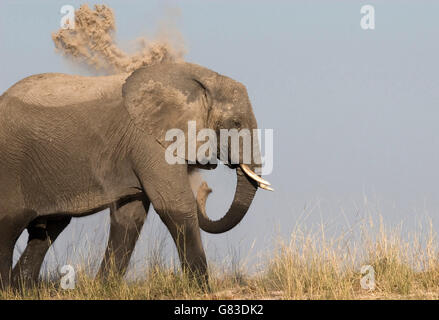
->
left=3, top=73, right=130, bottom=108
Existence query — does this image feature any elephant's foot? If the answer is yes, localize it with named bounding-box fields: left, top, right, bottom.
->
left=185, top=258, right=210, bottom=291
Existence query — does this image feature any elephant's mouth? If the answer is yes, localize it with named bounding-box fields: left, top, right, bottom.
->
left=192, top=162, right=218, bottom=170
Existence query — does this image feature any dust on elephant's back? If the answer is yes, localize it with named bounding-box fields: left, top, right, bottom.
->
left=4, top=73, right=129, bottom=108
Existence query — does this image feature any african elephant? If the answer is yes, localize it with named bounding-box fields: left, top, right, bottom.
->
left=0, top=62, right=271, bottom=288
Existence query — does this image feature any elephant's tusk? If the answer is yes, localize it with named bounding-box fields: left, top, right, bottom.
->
left=259, top=183, right=274, bottom=192
left=240, top=164, right=272, bottom=186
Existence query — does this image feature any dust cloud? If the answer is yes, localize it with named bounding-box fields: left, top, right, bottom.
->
left=52, top=4, right=185, bottom=75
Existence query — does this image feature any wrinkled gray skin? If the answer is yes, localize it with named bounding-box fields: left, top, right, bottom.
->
left=0, top=62, right=260, bottom=288
left=11, top=167, right=207, bottom=288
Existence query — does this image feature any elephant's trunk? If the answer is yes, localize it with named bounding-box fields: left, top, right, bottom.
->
left=196, top=166, right=258, bottom=234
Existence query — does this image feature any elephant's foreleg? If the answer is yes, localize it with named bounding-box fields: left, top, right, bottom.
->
left=12, top=217, right=71, bottom=288
left=139, top=163, right=208, bottom=285
left=97, top=198, right=149, bottom=279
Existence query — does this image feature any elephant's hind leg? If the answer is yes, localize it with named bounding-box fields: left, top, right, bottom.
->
left=12, top=216, right=71, bottom=289
left=97, top=198, right=149, bottom=280
left=0, top=234, right=16, bottom=290
left=0, top=211, right=35, bottom=290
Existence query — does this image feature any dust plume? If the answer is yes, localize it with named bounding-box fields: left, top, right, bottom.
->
left=51, top=4, right=207, bottom=196
left=52, top=4, right=185, bottom=74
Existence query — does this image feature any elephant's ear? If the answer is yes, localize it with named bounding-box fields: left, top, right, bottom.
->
left=122, top=65, right=211, bottom=161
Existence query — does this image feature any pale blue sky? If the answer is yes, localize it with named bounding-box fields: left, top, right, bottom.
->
left=1, top=1, right=439, bottom=274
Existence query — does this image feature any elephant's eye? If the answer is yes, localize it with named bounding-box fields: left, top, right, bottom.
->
left=232, top=119, right=241, bottom=128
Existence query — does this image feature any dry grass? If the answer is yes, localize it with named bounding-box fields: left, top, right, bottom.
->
left=2, top=216, right=439, bottom=300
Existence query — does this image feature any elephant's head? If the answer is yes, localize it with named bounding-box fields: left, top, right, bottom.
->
left=122, top=62, right=272, bottom=233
